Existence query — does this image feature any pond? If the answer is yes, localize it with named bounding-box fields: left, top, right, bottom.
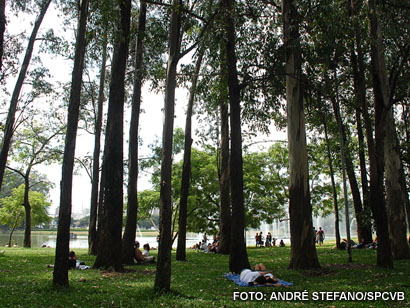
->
left=1, top=231, right=291, bottom=249
left=0, top=232, right=204, bottom=249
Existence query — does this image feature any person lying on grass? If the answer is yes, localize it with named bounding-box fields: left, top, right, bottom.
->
left=240, top=263, right=283, bottom=286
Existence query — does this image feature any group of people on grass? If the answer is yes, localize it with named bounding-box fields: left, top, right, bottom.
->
left=255, top=232, right=285, bottom=248
left=192, top=233, right=220, bottom=253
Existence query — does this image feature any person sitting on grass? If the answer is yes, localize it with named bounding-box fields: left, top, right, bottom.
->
left=68, top=251, right=78, bottom=269
left=240, top=263, right=283, bottom=286
left=135, top=241, right=155, bottom=264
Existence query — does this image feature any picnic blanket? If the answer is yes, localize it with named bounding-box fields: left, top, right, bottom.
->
left=224, top=273, right=293, bottom=287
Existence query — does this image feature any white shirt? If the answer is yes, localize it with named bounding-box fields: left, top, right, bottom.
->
left=240, top=269, right=274, bottom=283
left=240, top=269, right=260, bottom=283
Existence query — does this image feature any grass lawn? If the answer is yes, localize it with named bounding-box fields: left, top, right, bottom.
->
left=0, top=244, right=409, bottom=308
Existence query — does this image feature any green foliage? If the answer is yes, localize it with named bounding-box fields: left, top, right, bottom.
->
left=141, top=139, right=294, bottom=233
left=0, top=245, right=409, bottom=307
left=0, top=184, right=51, bottom=228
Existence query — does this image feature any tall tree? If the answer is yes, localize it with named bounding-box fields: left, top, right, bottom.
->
left=217, top=38, right=231, bottom=255
left=367, top=0, right=399, bottom=267
left=94, top=0, right=132, bottom=271
left=122, top=0, right=147, bottom=265
left=176, top=46, right=204, bottom=261
left=349, top=0, right=374, bottom=245
left=283, top=0, right=320, bottom=269
left=154, top=0, right=183, bottom=292
left=0, top=0, right=52, bottom=193
left=0, top=0, right=5, bottom=71
left=220, top=0, right=250, bottom=273
left=88, top=34, right=107, bottom=256
left=322, top=112, right=341, bottom=249
left=53, top=0, right=89, bottom=287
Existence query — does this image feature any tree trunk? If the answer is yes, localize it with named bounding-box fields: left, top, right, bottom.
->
left=88, top=34, right=107, bottom=256
left=94, top=0, right=131, bottom=271
left=402, top=104, right=410, bottom=234
left=341, top=121, right=367, bottom=245
left=384, top=109, right=410, bottom=259
left=217, top=38, right=231, bottom=255
left=218, top=101, right=231, bottom=254
left=283, top=0, right=320, bottom=269
left=122, top=0, right=147, bottom=265
left=350, top=0, right=373, bottom=245
left=176, top=46, right=204, bottom=261
left=221, top=0, right=250, bottom=274
left=355, top=109, right=373, bottom=244
left=323, top=117, right=341, bottom=249
left=330, top=94, right=353, bottom=262
left=53, top=0, right=89, bottom=287
left=0, top=0, right=6, bottom=71
left=23, top=175, right=31, bottom=248
left=367, top=0, right=393, bottom=268
left=154, top=0, right=182, bottom=292
left=0, top=0, right=52, bottom=193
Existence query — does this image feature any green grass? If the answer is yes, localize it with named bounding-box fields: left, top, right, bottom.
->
left=0, top=244, right=409, bottom=307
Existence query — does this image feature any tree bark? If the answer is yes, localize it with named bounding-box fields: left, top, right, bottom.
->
left=283, top=0, right=320, bottom=269
left=23, top=174, right=31, bottom=248
left=53, top=0, right=89, bottom=287
left=217, top=38, right=231, bottom=255
left=355, top=109, right=373, bottom=244
left=0, top=0, right=52, bottom=193
left=94, top=0, right=131, bottom=271
left=88, top=33, right=107, bottom=256
left=176, top=46, right=204, bottom=261
left=384, top=109, right=410, bottom=259
left=341, top=121, right=367, bottom=245
left=154, top=0, right=182, bottom=292
left=218, top=101, right=231, bottom=254
left=122, top=0, right=147, bottom=265
left=323, top=116, right=341, bottom=249
left=350, top=0, right=373, bottom=245
left=0, top=0, right=5, bottom=71
left=221, top=0, right=250, bottom=274
left=367, top=0, right=393, bottom=268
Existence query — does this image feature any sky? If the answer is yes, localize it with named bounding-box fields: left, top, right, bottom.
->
left=3, top=2, right=286, bottom=217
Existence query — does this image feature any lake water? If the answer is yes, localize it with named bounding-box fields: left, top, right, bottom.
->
left=1, top=231, right=290, bottom=249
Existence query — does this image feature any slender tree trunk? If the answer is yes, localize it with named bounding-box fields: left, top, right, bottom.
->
left=367, top=0, right=393, bottom=268
left=176, top=46, right=204, bottom=261
left=331, top=95, right=352, bottom=262
left=350, top=0, right=373, bottom=245
left=341, top=122, right=367, bottom=245
left=94, top=0, right=131, bottom=271
left=94, top=160, right=106, bottom=254
left=221, top=0, right=250, bottom=274
left=0, top=0, right=52, bottom=193
left=88, top=34, right=107, bottom=256
left=323, top=117, right=341, bottom=249
left=384, top=110, right=410, bottom=259
left=122, top=0, right=147, bottom=265
left=0, top=0, right=5, bottom=71
left=217, top=38, right=231, bottom=255
left=355, top=109, right=373, bottom=244
left=402, top=104, right=410, bottom=234
left=53, top=0, right=89, bottom=287
left=218, top=101, right=231, bottom=254
left=154, top=0, right=182, bottom=292
left=283, top=0, right=319, bottom=269
left=23, top=176, right=31, bottom=248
